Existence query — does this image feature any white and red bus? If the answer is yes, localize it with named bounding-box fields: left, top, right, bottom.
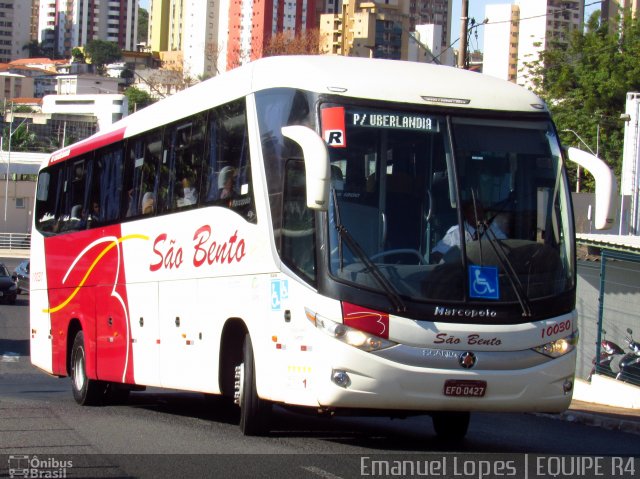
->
left=30, top=56, right=612, bottom=438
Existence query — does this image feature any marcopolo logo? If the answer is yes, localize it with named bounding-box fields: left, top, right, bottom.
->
left=8, top=455, right=73, bottom=478
left=434, top=306, right=498, bottom=319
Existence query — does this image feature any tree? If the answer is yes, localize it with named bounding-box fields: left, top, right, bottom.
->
left=124, top=86, right=154, bottom=113
left=527, top=11, right=640, bottom=192
left=71, top=47, right=85, bottom=63
left=262, top=29, right=323, bottom=57
left=84, top=40, right=122, bottom=74
left=3, top=123, right=37, bottom=153
left=138, top=7, right=149, bottom=44
left=22, top=40, right=57, bottom=59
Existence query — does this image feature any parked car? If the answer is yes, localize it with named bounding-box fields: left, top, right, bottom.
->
left=14, top=260, right=29, bottom=295
left=0, top=263, right=17, bottom=304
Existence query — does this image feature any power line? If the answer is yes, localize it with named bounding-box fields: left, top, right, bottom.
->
left=437, top=0, right=604, bottom=64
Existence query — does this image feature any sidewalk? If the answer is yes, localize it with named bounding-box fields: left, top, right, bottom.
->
left=558, top=399, right=640, bottom=435
left=537, top=398, right=640, bottom=436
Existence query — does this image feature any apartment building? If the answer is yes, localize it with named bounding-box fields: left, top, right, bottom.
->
left=149, top=0, right=228, bottom=76
left=149, top=0, right=319, bottom=75
left=37, top=0, right=138, bottom=58
left=602, top=0, right=640, bottom=31
left=0, top=72, right=35, bottom=102
left=226, top=0, right=318, bottom=68
left=483, top=0, right=583, bottom=89
left=407, top=0, right=452, bottom=65
left=320, top=0, right=410, bottom=60
left=0, top=0, right=33, bottom=63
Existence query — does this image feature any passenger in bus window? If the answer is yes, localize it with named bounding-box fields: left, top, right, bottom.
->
left=142, top=192, right=155, bottom=214
left=181, top=177, right=198, bottom=205
left=87, top=202, right=101, bottom=227
left=218, top=166, right=237, bottom=199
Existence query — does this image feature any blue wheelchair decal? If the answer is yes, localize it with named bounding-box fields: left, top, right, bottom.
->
left=468, top=265, right=499, bottom=300
left=271, top=279, right=289, bottom=311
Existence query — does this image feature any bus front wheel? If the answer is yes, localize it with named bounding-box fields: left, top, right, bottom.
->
left=431, top=411, right=470, bottom=441
left=70, top=331, right=104, bottom=406
left=235, top=334, right=272, bottom=435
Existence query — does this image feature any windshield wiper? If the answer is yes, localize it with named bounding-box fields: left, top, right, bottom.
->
left=479, top=223, right=533, bottom=318
left=331, top=189, right=407, bottom=314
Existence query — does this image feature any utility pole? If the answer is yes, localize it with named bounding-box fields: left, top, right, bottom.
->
left=457, top=0, right=469, bottom=69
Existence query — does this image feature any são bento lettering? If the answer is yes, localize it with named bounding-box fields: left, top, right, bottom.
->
left=150, top=225, right=246, bottom=271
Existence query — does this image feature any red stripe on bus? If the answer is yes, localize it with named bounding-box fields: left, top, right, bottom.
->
left=49, top=127, right=127, bottom=165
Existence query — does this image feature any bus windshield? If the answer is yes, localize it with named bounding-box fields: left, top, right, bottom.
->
left=325, top=104, right=574, bottom=305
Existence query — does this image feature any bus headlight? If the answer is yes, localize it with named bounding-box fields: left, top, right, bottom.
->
left=305, top=308, right=396, bottom=352
left=532, top=331, right=579, bottom=358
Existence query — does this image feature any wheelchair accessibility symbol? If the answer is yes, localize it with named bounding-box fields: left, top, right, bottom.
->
left=468, top=265, right=499, bottom=300
left=271, top=279, right=289, bottom=311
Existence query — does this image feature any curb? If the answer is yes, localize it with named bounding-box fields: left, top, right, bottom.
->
left=535, top=410, right=640, bottom=436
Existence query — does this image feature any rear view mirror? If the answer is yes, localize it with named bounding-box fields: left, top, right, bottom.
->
left=281, top=126, right=330, bottom=211
left=566, top=147, right=617, bottom=230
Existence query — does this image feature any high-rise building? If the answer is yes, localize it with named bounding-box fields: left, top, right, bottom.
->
left=37, top=0, right=139, bottom=58
left=148, top=0, right=170, bottom=52
left=149, top=0, right=319, bottom=75
left=601, top=0, right=640, bottom=31
left=483, top=0, right=583, bottom=89
left=149, top=0, right=228, bottom=77
left=227, top=0, right=318, bottom=69
left=319, top=0, right=410, bottom=60
left=407, top=0, right=451, bottom=64
left=0, top=0, right=33, bottom=63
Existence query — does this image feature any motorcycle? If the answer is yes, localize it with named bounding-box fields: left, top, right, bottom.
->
left=589, top=329, right=625, bottom=380
left=616, top=328, right=640, bottom=387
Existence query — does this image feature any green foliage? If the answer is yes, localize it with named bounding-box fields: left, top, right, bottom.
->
left=527, top=11, right=640, bottom=192
left=84, top=40, right=122, bottom=73
left=71, top=47, right=85, bottom=63
left=3, top=124, right=37, bottom=152
left=138, top=7, right=149, bottom=44
left=124, top=86, right=155, bottom=113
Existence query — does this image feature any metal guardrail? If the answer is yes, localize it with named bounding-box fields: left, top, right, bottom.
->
left=0, top=233, right=30, bottom=250
left=593, top=249, right=640, bottom=387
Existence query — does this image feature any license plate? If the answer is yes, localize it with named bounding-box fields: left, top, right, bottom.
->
left=443, top=380, right=487, bottom=397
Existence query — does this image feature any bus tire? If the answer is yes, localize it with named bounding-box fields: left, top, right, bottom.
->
left=237, top=334, right=272, bottom=435
left=70, top=331, right=104, bottom=406
left=431, top=411, right=470, bottom=441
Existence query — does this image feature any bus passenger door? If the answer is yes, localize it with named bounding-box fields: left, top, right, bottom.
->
left=158, top=280, right=199, bottom=391
left=95, top=283, right=134, bottom=383
left=127, top=282, right=160, bottom=387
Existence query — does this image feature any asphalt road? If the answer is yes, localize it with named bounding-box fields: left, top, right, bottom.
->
left=1, top=256, right=639, bottom=478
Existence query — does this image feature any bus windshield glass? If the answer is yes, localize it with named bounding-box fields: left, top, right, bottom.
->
left=325, top=105, right=574, bottom=305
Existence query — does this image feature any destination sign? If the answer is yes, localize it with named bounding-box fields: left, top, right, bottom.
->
left=350, top=111, right=438, bottom=132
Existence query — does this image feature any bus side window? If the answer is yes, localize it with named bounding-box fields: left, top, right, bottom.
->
left=203, top=99, right=256, bottom=223
left=94, top=145, right=124, bottom=226
left=281, top=160, right=315, bottom=282
left=124, top=132, right=161, bottom=218
left=35, top=169, right=59, bottom=234
left=59, top=158, right=90, bottom=233
left=160, top=113, right=206, bottom=213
